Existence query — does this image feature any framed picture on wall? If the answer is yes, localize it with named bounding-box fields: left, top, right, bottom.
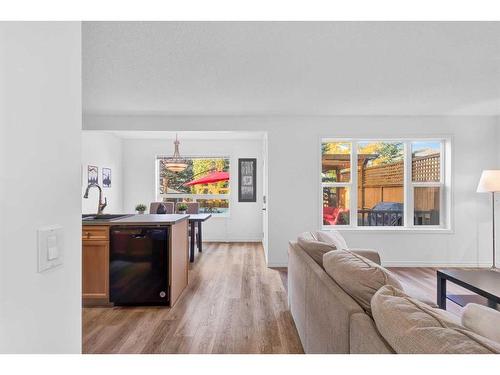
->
left=238, top=158, right=256, bottom=202
left=102, top=168, right=111, bottom=188
left=87, top=165, right=98, bottom=185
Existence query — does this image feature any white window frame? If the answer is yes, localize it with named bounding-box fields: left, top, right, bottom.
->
left=320, top=137, right=452, bottom=232
left=155, top=155, right=231, bottom=217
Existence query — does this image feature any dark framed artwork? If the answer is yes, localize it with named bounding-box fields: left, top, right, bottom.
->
left=238, top=158, right=257, bottom=202
left=102, top=168, right=111, bottom=188
left=88, top=165, right=98, bottom=185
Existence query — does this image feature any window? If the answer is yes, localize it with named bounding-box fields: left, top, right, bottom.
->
left=357, top=141, right=405, bottom=227
left=411, top=141, right=442, bottom=226
left=156, top=156, right=230, bottom=216
left=320, top=139, right=449, bottom=229
left=321, top=142, right=351, bottom=225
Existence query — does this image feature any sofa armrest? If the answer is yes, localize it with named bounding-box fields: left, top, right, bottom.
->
left=289, top=241, right=364, bottom=353
left=347, top=248, right=381, bottom=265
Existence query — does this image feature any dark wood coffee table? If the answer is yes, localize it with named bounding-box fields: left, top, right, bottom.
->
left=437, top=269, right=500, bottom=310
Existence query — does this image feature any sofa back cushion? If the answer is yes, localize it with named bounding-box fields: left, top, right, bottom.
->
left=372, top=286, right=500, bottom=354
left=323, top=249, right=403, bottom=313
left=297, top=231, right=336, bottom=267
left=315, top=230, right=348, bottom=250
left=462, top=303, right=500, bottom=343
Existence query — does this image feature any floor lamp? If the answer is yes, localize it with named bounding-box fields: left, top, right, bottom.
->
left=477, top=170, right=500, bottom=269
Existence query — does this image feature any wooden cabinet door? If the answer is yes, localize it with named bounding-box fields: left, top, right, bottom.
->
left=82, top=240, right=109, bottom=300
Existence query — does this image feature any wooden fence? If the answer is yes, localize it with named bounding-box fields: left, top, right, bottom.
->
left=336, top=153, right=440, bottom=209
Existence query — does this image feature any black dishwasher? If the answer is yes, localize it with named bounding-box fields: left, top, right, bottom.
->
left=110, top=226, right=169, bottom=305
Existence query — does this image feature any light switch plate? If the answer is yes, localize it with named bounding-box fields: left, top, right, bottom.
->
left=38, top=225, right=63, bottom=273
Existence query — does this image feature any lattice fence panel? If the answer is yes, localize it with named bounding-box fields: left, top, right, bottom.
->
left=362, top=161, right=404, bottom=187
left=336, top=153, right=440, bottom=188
left=412, top=154, right=440, bottom=182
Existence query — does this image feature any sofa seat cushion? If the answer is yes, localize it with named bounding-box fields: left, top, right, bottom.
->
left=371, top=286, right=500, bottom=354
left=462, top=303, right=500, bottom=343
left=323, top=249, right=403, bottom=313
left=297, top=231, right=336, bottom=267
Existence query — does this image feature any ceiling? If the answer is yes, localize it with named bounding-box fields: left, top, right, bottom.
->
left=83, top=22, right=500, bottom=116
left=101, top=130, right=266, bottom=140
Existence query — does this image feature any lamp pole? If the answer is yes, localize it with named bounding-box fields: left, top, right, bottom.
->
left=477, top=170, right=500, bottom=270
left=493, top=191, right=497, bottom=269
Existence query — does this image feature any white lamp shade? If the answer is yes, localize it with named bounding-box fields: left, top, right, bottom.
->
left=477, top=170, right=500, bottom=192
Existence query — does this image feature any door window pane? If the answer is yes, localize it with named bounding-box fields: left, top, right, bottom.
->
left=414, top=187, right=440, bottom=225
left=322, top=187, right=350, bottom=226
left=357, top=142, right=404, bottom=226
left=321, top=142, right=351, bottom=183
left=412, top=141, right=441, bottom=182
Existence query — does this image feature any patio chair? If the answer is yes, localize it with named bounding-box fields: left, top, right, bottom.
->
left=176, top=202, right=199, bottom=214
left=149, top=202, right=174, bottom=214
left=323, top=206, right=349, bottom=225
left=176, top=202, right=200, bottom=249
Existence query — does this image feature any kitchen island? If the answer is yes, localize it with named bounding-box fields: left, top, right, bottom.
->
left=82, top=214, right=189, bottom=307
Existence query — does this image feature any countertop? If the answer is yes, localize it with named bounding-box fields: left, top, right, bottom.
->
left=82, top=214, right=189, bottom=226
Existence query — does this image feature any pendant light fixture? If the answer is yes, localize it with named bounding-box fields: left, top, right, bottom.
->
left=164, top=134, right=188, bottom=173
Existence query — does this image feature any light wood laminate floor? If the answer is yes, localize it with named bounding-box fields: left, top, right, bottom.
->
left=83, top=243, right=476, bottom=354
left=83, top=242, right=303, bottom=354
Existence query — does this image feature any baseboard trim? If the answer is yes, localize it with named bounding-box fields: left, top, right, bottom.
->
left=267, top=262, right=288, bottom=268
left=204, top=239, right=262, bottom=243
left=383, top=261, right=492, bottom=267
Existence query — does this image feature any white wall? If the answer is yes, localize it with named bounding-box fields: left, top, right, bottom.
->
left=122, top=137, right=263, bottom=242
left=84, top=115, right=499, bottom=267
left=82, top=132, right=123, bottom=213
left=0, top=23, right=81, bottom=353
left=497, top=117, right=500, bottom=165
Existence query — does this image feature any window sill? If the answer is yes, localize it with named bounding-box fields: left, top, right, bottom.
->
left=206, top=214, right=230, bottom=219
left=321, top=226, right=453, bottom=234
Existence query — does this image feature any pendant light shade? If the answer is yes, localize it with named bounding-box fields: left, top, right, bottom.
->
left=164, top=134, right=188, bottom=173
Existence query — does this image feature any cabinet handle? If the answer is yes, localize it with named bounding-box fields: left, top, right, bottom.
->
left=85, top=232, right=91, bottom=238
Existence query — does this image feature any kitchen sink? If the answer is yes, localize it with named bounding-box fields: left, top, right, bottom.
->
left=82, top=214, right=132, bottom=221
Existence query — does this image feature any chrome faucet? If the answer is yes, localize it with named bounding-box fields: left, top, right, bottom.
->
left=83, top=183, right=107, bottom=215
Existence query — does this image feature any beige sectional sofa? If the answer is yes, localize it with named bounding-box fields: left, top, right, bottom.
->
left=289, top=240, right=393, bottom=353
left=288, top=232, right=500, bottom=354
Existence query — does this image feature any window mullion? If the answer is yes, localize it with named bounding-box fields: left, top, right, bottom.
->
left=351, top=142, right=358, bottom=227
left=440, top=140, right=445, bottom=227
left=321, top=182, right=351, bottom=188
left=404, top=141, right=413, bottom=228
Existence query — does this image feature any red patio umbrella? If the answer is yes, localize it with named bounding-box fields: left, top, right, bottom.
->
left=184, top=171, right=229, bottom=186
